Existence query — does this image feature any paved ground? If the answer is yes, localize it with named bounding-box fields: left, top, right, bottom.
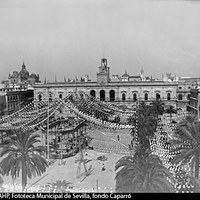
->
left=2, top=128, right=131, bottom=192
left=88, top=128, right=131, bottom=155
left=2, top=150, right=124, bottom=192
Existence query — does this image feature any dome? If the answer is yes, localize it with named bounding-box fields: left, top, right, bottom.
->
left=30, top=73, right=36, bottom=78
left=19, top=62, right=29, bottom=81
left=12, top=71, right=19, bottom=78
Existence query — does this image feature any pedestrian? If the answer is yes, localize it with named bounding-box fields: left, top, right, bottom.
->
left=117, top=135, right=120, bottom=141
left=131, top=140, right=133, bottom=147
left=102, top=163, right=106, bottom=171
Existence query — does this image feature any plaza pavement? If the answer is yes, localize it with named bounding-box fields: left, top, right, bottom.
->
left=2, top=128, right=131, bottom=193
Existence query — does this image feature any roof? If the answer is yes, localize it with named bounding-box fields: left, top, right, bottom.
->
left=121, top=71, right=129, bottom=77
left=129, top=76, right=140, bottom=78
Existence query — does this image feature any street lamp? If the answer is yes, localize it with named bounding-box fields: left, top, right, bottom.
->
left=46, top=87, right=50, bottom=163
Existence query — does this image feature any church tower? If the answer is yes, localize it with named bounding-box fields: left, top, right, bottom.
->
left=97, top=58, right=110, bottom=83
left=19, top=62, right=29, bottom=81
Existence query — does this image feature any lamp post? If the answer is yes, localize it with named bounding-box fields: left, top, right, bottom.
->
left=46, top=87, right=50, bottom=163
left=96, top=179, right=98, bottom=193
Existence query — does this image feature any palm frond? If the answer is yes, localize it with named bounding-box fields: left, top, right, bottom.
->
left=115, top=151, right=175, bottom=192
left=0, top=130, right=47, bottom=190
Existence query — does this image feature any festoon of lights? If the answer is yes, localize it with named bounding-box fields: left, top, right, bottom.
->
left=0, top=94, right=65, bottom=131
left=149, top=114, right=196, bottom=192
left=0, top=100, right=50, bottom=128
left=79, top=90, right=135, bottom=114
left=64, top=92, right=135, bottom=129
left=64, top=98, right=132, bottom=129
left=0, top=90, right=135, bottom=133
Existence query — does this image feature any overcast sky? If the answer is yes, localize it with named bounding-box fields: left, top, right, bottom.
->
left=0, top=0, right=200, bottom=82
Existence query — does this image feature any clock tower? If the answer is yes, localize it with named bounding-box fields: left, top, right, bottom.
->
left=97, top=58, right=110, bottom=84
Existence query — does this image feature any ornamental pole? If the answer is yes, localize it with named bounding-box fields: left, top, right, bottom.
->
left=47, top=87, right=50, bottom=163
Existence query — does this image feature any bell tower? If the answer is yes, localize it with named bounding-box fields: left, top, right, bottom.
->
left=101, top=58, right=107, bottom=69
left=97, top=58, right=110, bottom=83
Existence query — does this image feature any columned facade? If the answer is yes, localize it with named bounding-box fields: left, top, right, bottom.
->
left=33, top=58, right=188, bottom=111
left=34, top=81, right=178, bottom=109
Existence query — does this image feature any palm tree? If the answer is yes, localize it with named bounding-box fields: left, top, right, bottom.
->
left=115, top=148, right=175, bottom=193
left=0, top=130, right=48, bottom=191
left=127, top=112, right=137, bottom=144
left=165, top=105, right=177, bottom=122
left=184, top=114, right=197, bottom=123
left=150, top=99, right=165, bottom=118
left=169, top=115, right=200, bottom=179
left=136, top=102, right=158, bottom=150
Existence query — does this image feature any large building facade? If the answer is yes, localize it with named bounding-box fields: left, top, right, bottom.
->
left=187, top=88, right=200, bottom=119
left=0, top=62, right=40, bottom=115
left=33, top=58, right=184, bottom=110
left=7, top=62, right=40, bottom=87
left=0, top=89, right=34, bottom=115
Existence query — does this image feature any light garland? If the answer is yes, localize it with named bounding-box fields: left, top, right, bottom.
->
left=0, top=90, right=135, bottom=132
left=150, top=113, right=196, bottom=192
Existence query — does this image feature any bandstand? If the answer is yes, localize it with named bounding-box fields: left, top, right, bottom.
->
left=0, top=90, right=135, bottom=179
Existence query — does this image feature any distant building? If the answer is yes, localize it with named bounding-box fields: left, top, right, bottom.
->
left=187, top=88, right=200, bottom=119
left=2, top=58, right=198, bottom=114
left=0, top=93, right=6, bottom=117
left=162, top=73, right=179, bottom=82
left=8, top=62, right=40, bottom=87
left=5, top=89, right=33, bottom=115
left=179, top=77, right=200, bottom=87
left=110, top=68, right=149, bottom=82
left=110, top=75, right=120, bottom=82
left=0, top=62, right=38, bottom=115
left=34, top=58, right=180, bottom=110
left=176, top=82, right=191, bottom=111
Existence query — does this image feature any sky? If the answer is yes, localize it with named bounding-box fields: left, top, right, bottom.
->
left=0, top=0, right=200, bottom=82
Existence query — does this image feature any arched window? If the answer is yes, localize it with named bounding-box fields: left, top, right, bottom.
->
left=100, top=90, right=105, bottom=101
left=59, top=94, right=62, bottom=99
left=38, top=94, right=42, bottom=101
left=156, top=93, right=160, bottom=100
left=90, top=90, right=96, bottom=98
left=110, top=90, right=115, bottom=101
left=178, top=94, right=183, bottom=101
left=122, top=93, right=126, bottom=101
left=133, top=93, right=137, bottom=101
left=167, top=93, right=171, bottom=101
left=187, top=94, right=190, bottom=100
left=144, top=93, right=148, bottom=101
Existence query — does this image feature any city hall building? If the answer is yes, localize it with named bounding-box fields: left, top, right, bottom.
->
left=33, top=58, right=189, bottom=111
